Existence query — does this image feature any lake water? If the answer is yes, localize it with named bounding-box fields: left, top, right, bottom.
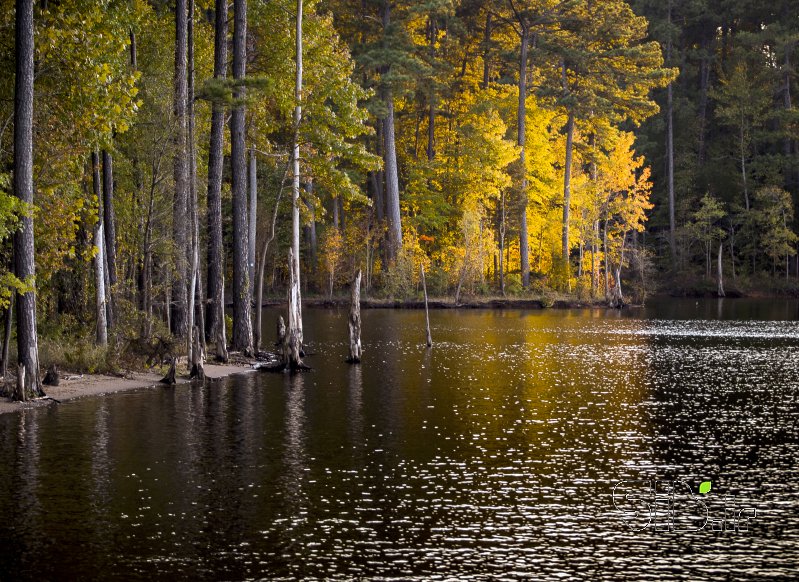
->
left=1, top=299, right=798, bottom=579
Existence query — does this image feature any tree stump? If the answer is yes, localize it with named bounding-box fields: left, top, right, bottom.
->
left=421, top=264, right=432, bottom=347
left=43, top=364, right=60, bottom=386
left=346, top=270, right=362, bottom=363
left=12, top=364, right=27, bottom=402
left=160, top=357, right=177, bottom=384
left=189, top=327, right=205, bottom=381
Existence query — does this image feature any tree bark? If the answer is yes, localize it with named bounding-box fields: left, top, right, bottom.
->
left=205, top=0, right=227, bottom=345
left=717, top=242, right=725, bottom=297
left=172, top=0, right=189, bottom=339
left=230, top=0, right=253, bottom=354
left=13, top=0, right=43, bottom=399
left=347, top=270, right=362, bottom=363
left=518, top=25, right=530, bottom=288
left=381, top=1, right=402, bottom=262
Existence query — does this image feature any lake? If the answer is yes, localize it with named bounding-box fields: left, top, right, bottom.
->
left=1, top=299, right=798, bottom=579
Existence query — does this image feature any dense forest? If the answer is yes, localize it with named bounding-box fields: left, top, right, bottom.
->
left=0, top=0, right=797, bottom=395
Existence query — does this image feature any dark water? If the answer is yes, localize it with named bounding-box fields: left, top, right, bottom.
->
left=1, top=299, right=798, bottom=580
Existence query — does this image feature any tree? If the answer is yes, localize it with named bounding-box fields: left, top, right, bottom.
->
left=172, top=0, right=189, bottom=338
left=13, top=0, right=44, bottom=399
left=230, top=0, right=253, bottom=355
left=205, top=0, right=227, bottom=351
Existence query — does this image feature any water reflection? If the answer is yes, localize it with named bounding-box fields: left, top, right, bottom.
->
left=0, top=303, right=797, bottom=579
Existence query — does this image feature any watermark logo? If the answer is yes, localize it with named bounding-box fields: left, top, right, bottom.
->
left=612, top=479, right=757, bottom=533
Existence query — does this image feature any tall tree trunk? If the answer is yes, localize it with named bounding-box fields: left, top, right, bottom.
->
left=666, top=0, right=676, bottom=260
left=562, top=113, right=575, bottom=264
left=740, top=121, right=749, bottom=211
left=499, top=190, right=505, bottom=296
left=518, top=25, right=530, bottom=288
left=172, top=0, right=189, bottom=339
left=717, top=242, right=725, bottom=297
left=290, top=0, right=304, bottom=350
left=92, top=152, right=108, bottom=347
left=205, top=0, right=227, bottom=345
left=230, top=0, right=253, bottom=354
left=13, top=0, right=42, bottom=399
left=186, top=0, right=198, bottom=363
left=381, top=1, right=402, bottom=262
left=248, top=147, right=257, bottom=292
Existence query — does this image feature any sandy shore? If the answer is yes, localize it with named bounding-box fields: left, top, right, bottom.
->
left=0, top=362, right=258, bottom=416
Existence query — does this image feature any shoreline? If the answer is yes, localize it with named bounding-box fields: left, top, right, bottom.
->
left=0, top=362, right=257, bottom=417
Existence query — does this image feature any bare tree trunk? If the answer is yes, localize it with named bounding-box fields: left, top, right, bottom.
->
left=518, top=25, right=530, bottom=288
left=249, top=147, right=257, bottom=290
left=421, top=264, right=432, bottom=347
left=499, top=190, right=505, bottom=296
left=172, top=0, right=189, bottom=339
left=92, top=152, right=108, bottom=347
left=205, top=0, right=227, bottom=344
left=187, top=0, right=199, bottom=363
left=381, top=1, right=402, bottom=262
left=347, top=270, right=362, bottom=363
left=290, top=0, right=304, bottom=353
left=717, top=242, right=725, bottom=297
left=230, top=0, right=253, bottom=354
left=13, top=0, right=42, bottom=399
left=283, top=249, right=306, bottom=369
left=562, top=112, right=575, bottom=265
left=102, top=150, right=117, bottom=332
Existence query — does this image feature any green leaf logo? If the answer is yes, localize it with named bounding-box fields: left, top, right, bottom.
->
left=699, top=481, right=712, bottom=495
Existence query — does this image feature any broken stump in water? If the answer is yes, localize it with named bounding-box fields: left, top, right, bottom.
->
left=346, top=270, right=362, bottom=363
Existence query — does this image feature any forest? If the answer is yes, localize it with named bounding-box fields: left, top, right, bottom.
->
left=1, top=0, right=798, bottom=396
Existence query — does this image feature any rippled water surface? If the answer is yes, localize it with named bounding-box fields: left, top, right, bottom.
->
left=1, top=299, right=798, bottom=580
